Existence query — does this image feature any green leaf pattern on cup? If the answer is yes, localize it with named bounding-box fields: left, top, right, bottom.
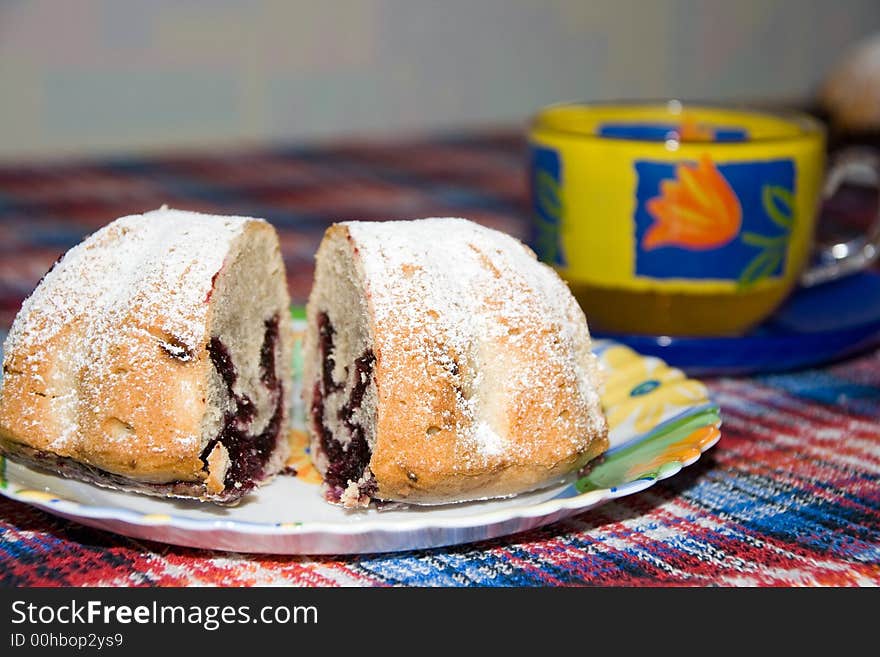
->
left=737, top=185, right=793, bottom=290
left=534, top=170, right=565, bottom=265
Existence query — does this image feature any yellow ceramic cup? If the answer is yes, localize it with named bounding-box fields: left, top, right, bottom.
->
left=528, top=101, right=880, bottom=336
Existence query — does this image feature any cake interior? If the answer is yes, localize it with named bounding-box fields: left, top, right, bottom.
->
left=201, top=314, right=285, bottom=495
left=305, top=231, right=378, bottom=507
left=310, top=312, right=377, bottom=504
left=196, top=224, right=292, bottom=500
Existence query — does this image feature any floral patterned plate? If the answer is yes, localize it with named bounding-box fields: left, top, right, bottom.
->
left=0, top=326, right=721, bottom=555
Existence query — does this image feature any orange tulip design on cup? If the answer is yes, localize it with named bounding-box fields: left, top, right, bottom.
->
left=640, top=153, right=794, bottom=290
left=643, top=154, right=742, bottom=251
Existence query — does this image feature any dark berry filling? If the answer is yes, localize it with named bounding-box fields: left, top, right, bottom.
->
left=208, top=336, right=256, bottom=425
left=311, top=312, right=376, bottom=501
left=260, top=315, right=280, bottom=386
left=208, top=336, right=237, bottom=392
left=318, top=312, right=344, bottom=395
left=201, top=313, right=284, bottom=493
left=343, top=351, right=376, bottom=414
left=204, top=270, right=221, bottom=303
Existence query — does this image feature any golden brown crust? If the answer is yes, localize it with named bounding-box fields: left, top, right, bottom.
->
left=0, top=325, right=210, bottom=483
left=369, top=314, right=609, bottom=504
left=204, top=443, right=231, bottom=495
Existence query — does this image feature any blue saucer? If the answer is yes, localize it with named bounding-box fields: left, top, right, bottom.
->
left=593, top=271, right=880, bottom=377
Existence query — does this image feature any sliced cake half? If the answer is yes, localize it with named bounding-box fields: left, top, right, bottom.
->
left=0, top=207, right=293, bottom=504
left=303, top=218, right=608, bottom=508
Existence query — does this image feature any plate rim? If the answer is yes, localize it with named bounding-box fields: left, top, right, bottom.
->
left=0, top=425, right=718, bottom=537
left=0, top=341, right=722, bottom=552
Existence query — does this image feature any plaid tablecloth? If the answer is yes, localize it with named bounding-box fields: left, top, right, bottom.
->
left=0, top=132, right=878, bottom=586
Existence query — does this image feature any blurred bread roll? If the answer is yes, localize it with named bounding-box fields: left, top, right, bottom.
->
left=821, top=34, right=880, bottom=133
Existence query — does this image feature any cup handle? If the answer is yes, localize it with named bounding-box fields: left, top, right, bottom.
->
left=801, top=147, right=880, bottom=287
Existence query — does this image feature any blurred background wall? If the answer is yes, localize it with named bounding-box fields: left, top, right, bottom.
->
left=1, top=0, right=879, bottom=159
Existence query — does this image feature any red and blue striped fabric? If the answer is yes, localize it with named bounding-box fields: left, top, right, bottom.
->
left=0, top=132, right=878, bottom=586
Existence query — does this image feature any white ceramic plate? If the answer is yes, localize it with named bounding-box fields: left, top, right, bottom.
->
left=0, top=335, right=721, bottom=555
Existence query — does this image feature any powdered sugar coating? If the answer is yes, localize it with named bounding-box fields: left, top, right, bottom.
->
left=4, top=207, right=255, bottom=357
left=473, top=421, right=506, bottom=458
left=345, top=217, right=604, bottom=465
left=2, top=207, right=254, bottom=449
left=6, top=208, right=250, bottom=355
